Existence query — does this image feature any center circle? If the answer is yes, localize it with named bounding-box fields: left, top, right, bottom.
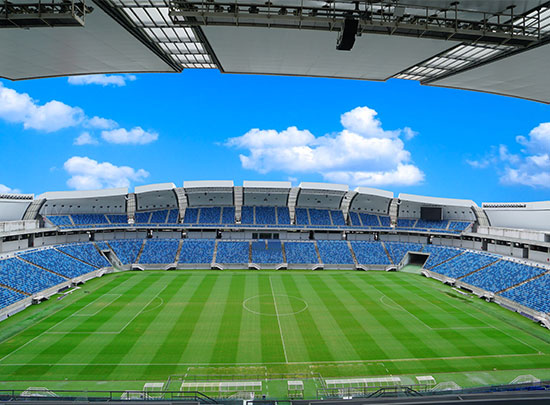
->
left=243, top=294, right=308, bottom=316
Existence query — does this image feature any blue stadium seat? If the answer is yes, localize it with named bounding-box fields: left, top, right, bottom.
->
left=448, top=221, right=472, bottom=232
left=421, top=245, right=463, bottom=269
left=139, top=239, right=179, bottom=264
left=251, top=240, right=283, bottom=263
left=430, top=251, right=498, bottom=279
left=183, top=208, right=199, bottom=224
left=0, top=258, right=66, bottom=294
left=107, top=214, right=128, bottom=224
left=199, top=207, right=221, bottom=224
left=317, top=240, right=354, bottom=264
left=330, top=210, right=345, bottom=226
left=295, top=208, right=309, bottom=225
left=216, top=241, right=250, bottom=263
left=178, top=239, right=215, bottom=263
left=277, top=207, right=291, bottom=225
left=349, top=211, right=361, bottom=226
left=502, top=274, right=550, bottom=314
left=134, top=212, right=151, bottom=224
left=57, top=243, right=110, bottom=268
left=284, top=242, right=318, bottom=264
left=0, top=286, right=26, bottom=309
left=150, top=210, right=169, bottom=224
left=415, top=219, right=448, bottom=229
left=71, top=214, right=108, bottom=225
left=47, top=215, right=73, bottom=226
left=350, top=241, right=390, bottom=265
left=255, top=207, right=276, bottom=225
left=21, top=249, right=97, bottom=279
left=397, top=218, right=416, bottom=228
left=359, top=213, right=380, bottom=227
left=462, top=260, right=546, bottom=293
left=108, top=240, right=144, bottom=265
left=166, top=209, right=179, bottom=224
left=379, top=216, right=391, bottom=227
left=309, top=209, right=332, bottom=226
left=221, top=207, right=235, bottom=224
left=384, top=242, right=423, bottom=265
left=241, top=206, right=254, bottom=225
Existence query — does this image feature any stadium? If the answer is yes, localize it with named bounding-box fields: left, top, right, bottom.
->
left=2, top=0, right=550, bottom=404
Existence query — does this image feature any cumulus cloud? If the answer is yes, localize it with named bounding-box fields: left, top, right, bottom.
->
left=85, top=116, right=118, bottom=130
left=67, top=74, right=137, bottom=87
left=0, top=82, right=159, bottom=145
left=101, top=127, right=158, bottom=145
left=469, top=122, right=550, bottom=188
left=0, top=82, right=84, bottom=132
left=0, top=184, right=21, bottom=194
left=64, top=156, right=149, bottom=190
left=225, top=106, right=423, bottom=187
left=74, top=132, right=98, bottom=146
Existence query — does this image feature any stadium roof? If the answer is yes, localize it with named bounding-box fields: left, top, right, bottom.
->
left=2, top=1, right=550, bottom=102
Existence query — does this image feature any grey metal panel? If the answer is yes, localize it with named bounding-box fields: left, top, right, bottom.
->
left=0, top=200, right=32, bottom=221
left=185, top=191, right=234, bottom=207
left=429, top=42, right=550, bottom=103
left=482, top=201, right=550, bottom=231
left=0, top=4, right=175, bottom=80
left=39, top=196, right=127, bottom=215
left=349, top=193, right=392, bottom=215
left=135, top=190, right=177, bottom=211
left=204, top=26, right=458, bottom=80
left=243, top=192, right=289, bottom=206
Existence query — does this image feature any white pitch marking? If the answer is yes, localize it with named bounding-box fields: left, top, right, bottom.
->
left=0, top=352, right=543, bottom=367
left=269, top=276, right=288, bottom=363
left=72, top=294, right=121, bottom=317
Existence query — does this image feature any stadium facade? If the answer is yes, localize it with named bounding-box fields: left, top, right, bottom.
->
left=1, top=180, right=549, bottom=328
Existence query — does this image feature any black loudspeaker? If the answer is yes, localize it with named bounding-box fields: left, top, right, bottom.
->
left=336, top=17, right=358, bottom=51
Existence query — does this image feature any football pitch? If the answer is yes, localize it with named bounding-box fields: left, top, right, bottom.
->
left=0, top=270, right=550, bottom=397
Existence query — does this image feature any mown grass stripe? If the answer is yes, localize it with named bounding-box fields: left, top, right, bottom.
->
left=258, top=275, right=286, bottom=363
left=305, top=274, right=387, bottom=361
left=327, top=274, right=414, bottom=360
left=235, top=274, right=263, bottom=364
left=4, top=274, right=147, bottom=374
left=142, top=274, right=213, bottom=377
left=74, top=274, right=175, bottom=380
left=0, top=274, right=127, bottom=360
left=180, top=274, right=234, bottom=363
left=292, top=274, right=360, bottom=362
left=112, top=274, right=192, bottom=374
left=279, top=274, right=333, bottom=362
left=346, top=273, right=461, bottom=374
left=211, top=274, right=247, bottom=363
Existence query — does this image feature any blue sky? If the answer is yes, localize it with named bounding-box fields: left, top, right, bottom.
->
left=0, top=70, right=549, bottom=204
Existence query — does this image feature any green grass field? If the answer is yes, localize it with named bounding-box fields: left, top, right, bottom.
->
left=1, top=270, right=550, bottom=398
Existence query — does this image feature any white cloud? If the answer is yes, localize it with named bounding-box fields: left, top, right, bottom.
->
left=225, top=106, right=423, bottom=187
left=470, top=123, right=550, bottom=188
left=0, top=83, right=159, bottom=145
left=324, top=164, right=424, bottom=187
left=74, top=132, right=98, bottom=146
left=516, top=122, right=550, bottom=154
left=63, top=156, right=149, bottom=190
left=67, top=74, right=137, bottom=87
left=101, top=127, right=158, bottom=145
left=0, top=82, right=84, bottom=132
left=85, top=116, right=118, bottom=130
left=0, top=184, right=21, bottom=194
left=403, top=127, right=418, bottom=140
